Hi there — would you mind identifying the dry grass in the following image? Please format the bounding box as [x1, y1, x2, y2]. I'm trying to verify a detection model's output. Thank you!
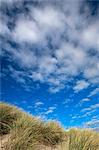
[0, 102, 65, 150]
[65, 128, 99, 150]
[0, 102, 21, 135]
[0, 102, 99, 150]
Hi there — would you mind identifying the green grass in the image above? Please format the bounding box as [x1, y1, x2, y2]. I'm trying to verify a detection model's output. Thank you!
[0, 102, 99, 150]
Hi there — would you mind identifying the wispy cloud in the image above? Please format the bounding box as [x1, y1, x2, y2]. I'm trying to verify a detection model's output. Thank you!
[81, 98, 90, 102]
[77, 98, 91, 107]
[34, 101, 44, 108]
[44, 106, 56, 115]
[84, 119, 99, 131]
[81, 103, 99, 112]
[88, 88, 99, 97]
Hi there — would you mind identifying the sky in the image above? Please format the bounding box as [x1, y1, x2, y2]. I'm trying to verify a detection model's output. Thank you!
[0, 0, 99, 130]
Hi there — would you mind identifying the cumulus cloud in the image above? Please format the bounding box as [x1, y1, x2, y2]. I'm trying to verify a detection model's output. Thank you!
[13, 19, 40, 43]
[81, 22, 99, 50]
[32, 6, 65, 30]
[0, 0, 99, 93]
[73, 80, 89, 93]
[0, 20, 10, 35]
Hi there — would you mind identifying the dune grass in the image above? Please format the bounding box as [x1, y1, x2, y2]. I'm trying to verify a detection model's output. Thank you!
[0, 102, 99, 150]
[66, 128, 99, 150]
[0, 102, 21, 135]
[0, 102, 65, 149]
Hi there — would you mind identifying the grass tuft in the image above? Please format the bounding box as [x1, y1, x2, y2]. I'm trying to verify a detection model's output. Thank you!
[0, 102, 99, 150]
[66, 128, 99, 150]
[0, 102, 65, 149]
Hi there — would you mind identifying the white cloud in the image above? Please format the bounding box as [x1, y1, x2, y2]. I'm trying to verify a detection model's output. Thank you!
[0, 0, 16, 2]
[81, 22, 99, 50]
[81, 98, 90, 102]
[73, 80, 89, 93]
[5, 43, 37, 69]
[34, 101, 44, 108]
[31, 72, 44, 82]
[8, 66, 26, 84]
[48, 85, 64, 93]
[38, 56, 57, 74]
[88, 88, 99, 97]
[15, 50, 36, 68]
[78, 98, 91, 106]
[13, 6, 65, 45]
[1, 0, 99, 93]
[0, 20, 10, 35]
[81, 103, 99, 112]
[32, 6, 65, 30]
[34, 105, 57, 117]
[13, 19, 40, 43]
[55, 43, 87, 76]
[0, 0, 14, 3]
[45, 106, 56, 115]
[45, 110, 53, 115]
[84, 119, 99, 130]
[4, 66, 33, 92]
[71, 109, 97, 122]
[83, 57, 99, 84]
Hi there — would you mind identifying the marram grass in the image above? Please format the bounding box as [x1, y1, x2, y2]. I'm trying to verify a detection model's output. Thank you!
[0, 102, 65, 149]
[0, 102, 99, 150]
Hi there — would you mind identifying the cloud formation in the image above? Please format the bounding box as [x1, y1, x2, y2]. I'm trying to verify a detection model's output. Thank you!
[73, 80, 89, 93]
[0, 0, 99, 93]
[88, 88, 99, 97]
[81, 103, 99, 112]
[84, 119, 99, 131]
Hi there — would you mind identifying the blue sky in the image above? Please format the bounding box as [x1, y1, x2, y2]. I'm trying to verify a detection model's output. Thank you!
[0, 0, 99, 130]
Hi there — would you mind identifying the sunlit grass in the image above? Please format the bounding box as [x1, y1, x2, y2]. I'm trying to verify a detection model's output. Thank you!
[0, 102, 99, 150]
[0, 102, 65, 149]
[66, 128, 99, 150]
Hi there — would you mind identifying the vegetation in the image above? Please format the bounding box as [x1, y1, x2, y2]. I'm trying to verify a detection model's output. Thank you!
[0, 102, 99, 150]
[66, 128, 99, 150]
[0, 102, 65, 149]
[0, 103, 20, 135]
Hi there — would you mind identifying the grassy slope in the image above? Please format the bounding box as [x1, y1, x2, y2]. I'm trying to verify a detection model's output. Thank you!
[0, 102, 99, 150]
